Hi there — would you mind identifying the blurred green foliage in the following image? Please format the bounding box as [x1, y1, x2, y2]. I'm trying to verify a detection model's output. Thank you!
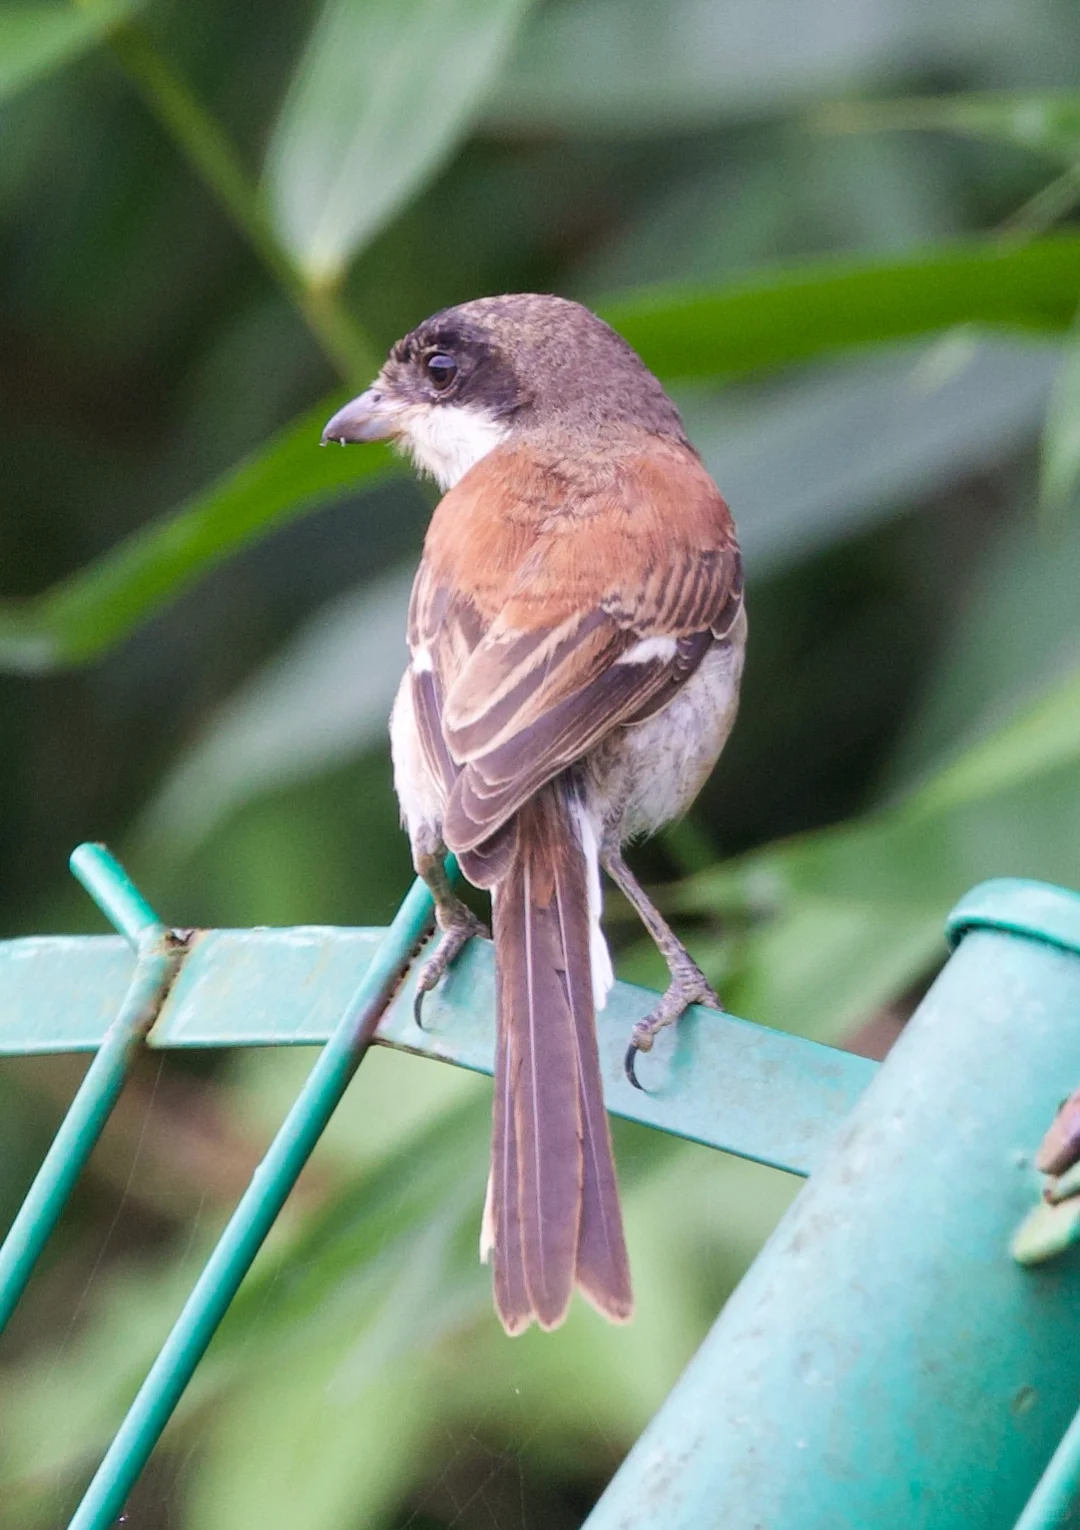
[2, 1, 1080, 1525]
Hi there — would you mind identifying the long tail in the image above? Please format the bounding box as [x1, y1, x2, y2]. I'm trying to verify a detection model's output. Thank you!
[478, 783, 633, 1334]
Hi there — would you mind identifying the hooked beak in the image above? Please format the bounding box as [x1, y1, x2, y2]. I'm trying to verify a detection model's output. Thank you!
[320, 388, 402, 446]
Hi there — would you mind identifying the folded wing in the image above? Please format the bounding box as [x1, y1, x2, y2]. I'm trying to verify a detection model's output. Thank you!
[407, 434, 742, 856]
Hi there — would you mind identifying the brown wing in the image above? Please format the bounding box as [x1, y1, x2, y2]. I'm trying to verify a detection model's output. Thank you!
[407, 434, 742, 856]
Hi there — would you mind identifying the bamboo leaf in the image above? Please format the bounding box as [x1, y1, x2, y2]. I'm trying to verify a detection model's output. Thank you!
[486, 0, 1022, 136]
[671, 659, 1080, 1042]
[0, 400, 397, 673]
[910, 666, 1080, 819]
[134, 569, 414, 857]
[817, 91, 1080, 163]
[264, 0, 533, 284]
[1041, 324, 1080, 514]
[5, 237, 1080, 674]
[0, 0, 141, 103]
[604, 235, 1080, 380]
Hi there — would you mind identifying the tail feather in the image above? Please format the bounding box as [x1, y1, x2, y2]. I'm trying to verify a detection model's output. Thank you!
[568, 982, 634, 1323]
[486, 1019, 532, 1334]
[549, 831, 632, 1323]
[488, 783, 632, 1334]
[494, 792, 581, 1328]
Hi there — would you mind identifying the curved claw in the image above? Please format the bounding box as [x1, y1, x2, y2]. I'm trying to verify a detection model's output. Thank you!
[412, 953, 444, 1030]
[409, 909, 488, 1033]
[622, 964, 720, 1093]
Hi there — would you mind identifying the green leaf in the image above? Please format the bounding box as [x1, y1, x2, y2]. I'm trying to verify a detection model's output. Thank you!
[910, 666, 1080, 819]
[0, 0, 141, 103]
[817, 91, 1080, 163]
[265, 0, 533, 284]
[603, 235, 1080, 380]
[719, 898, 943, 1049]
[885, 501, 1080, 791]
[487, 0, 1019, 137]
[6, 237, 1080, 675]
[134, 569, 413, 857]
[0, 1095, 489, 1516]
[0, 399, 398, 673]
[670, 658, 1080, 1042]
[685, 336, 1057, 576]
[186, 1343, 442, 1530]
[1041, 323, 1080, 514]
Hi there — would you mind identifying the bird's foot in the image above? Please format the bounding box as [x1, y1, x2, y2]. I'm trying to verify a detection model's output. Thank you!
[413, 902, 488, 1027]
[624, 955, 721, 1089]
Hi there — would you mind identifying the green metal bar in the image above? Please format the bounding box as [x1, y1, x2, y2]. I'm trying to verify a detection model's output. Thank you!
[0, 928, 875, 1177]
[0, 847, 182, 1336]
[66, 872, 435, 1530]
[69, 843, 165, 944]
[1013, 1409, 1080, 1530]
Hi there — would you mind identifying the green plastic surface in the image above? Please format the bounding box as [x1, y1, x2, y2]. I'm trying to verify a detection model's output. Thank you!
[586, 881, 1080, 1530]
[946, 875, 1080, 959]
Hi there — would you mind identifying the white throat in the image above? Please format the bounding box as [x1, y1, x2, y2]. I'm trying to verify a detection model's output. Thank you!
[400, 403, 509, 490]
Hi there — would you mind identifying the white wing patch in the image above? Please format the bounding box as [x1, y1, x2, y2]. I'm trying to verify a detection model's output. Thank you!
[617, 635, 678, 666]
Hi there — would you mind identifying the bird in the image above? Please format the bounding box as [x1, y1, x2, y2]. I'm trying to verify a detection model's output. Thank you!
[322, 295, 745, 1336]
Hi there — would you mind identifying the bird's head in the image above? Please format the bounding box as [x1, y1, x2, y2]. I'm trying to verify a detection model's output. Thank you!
[321, 294, 685, 491]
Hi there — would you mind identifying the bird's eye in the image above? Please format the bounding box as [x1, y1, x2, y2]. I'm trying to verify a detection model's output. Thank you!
[425, 353, 458, 391]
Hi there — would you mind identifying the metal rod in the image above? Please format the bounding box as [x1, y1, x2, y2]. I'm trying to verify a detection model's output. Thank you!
[1013, 1407, 1080, 1530]
[66, 872, 436, 1530]
[70, 843, 166, 946]
[0, 946, 177, 1333]
[0, 845, 180, 1337]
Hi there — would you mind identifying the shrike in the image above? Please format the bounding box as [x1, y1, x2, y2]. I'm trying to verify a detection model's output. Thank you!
[323, 295, 745, 1335]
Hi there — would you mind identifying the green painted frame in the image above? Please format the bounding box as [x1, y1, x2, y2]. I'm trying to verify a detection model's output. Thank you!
[1, 844, 1079, 1529]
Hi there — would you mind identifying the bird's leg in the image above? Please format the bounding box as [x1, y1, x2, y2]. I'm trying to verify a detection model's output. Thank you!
[413, 846, 487, 1027]
[601, 846, 721, 1089]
